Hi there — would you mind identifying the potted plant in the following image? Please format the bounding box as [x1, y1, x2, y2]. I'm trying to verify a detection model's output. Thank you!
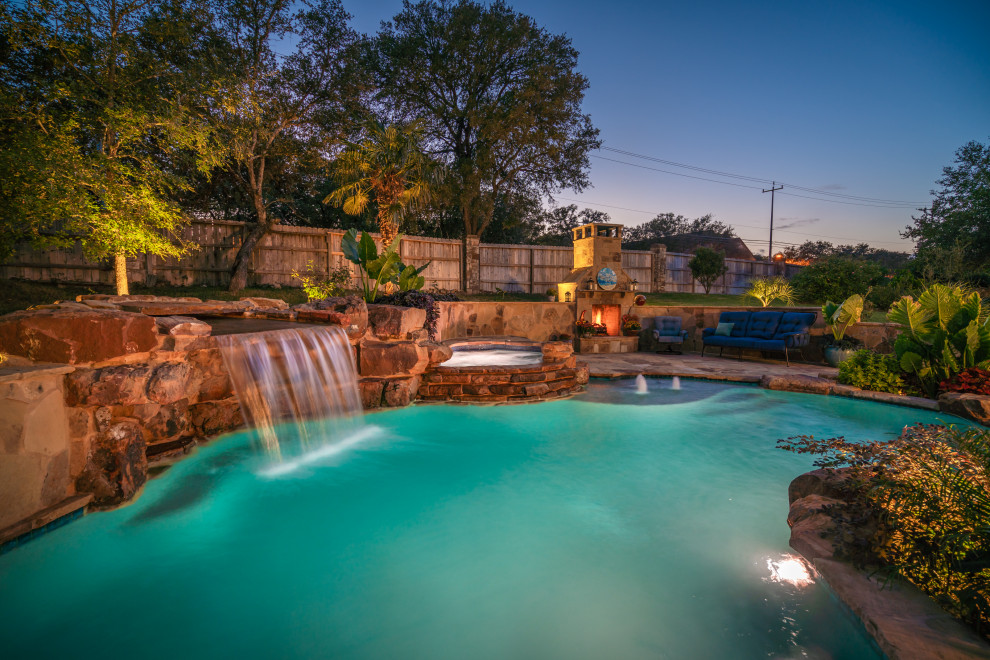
[546, 288, 557, 302]
[822, 294, 864, 367]
[621, 314, 642, 336]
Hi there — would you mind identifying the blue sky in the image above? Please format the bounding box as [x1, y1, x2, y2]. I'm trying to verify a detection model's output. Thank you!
[346, 0, 989, 255]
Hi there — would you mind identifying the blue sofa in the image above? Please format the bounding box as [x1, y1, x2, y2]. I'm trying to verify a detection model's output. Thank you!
[701, 311, 816, 366]
[650, 316, 689, 353]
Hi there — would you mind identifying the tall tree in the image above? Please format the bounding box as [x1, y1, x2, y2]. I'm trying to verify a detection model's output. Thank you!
[325, 120, 441, 245]
[212, 0, 366, 292]
[622, 212, 735, 251]
[904, 139, 990, 272]
[374, 0, 600, 288]
[0, 0, 219, 294]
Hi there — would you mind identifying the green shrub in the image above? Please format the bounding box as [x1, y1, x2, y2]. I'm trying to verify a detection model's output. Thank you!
[779, 425, 990, 638]
[290, 261, 351, 301]
[791, 256, 883, 303]
[688, 247, 728, 294]
[888, 283, 990, 398]
[837, 349, 909, 394]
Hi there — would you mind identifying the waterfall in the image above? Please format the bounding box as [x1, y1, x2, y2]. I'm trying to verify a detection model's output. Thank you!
[217, 326, 364, 463]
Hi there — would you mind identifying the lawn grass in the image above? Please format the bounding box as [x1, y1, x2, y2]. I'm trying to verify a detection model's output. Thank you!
[0, 279, 894, 322]
[0, 280, 308, 316]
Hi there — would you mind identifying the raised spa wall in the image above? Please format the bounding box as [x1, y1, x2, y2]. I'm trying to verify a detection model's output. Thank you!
[0, 295, 455, 537]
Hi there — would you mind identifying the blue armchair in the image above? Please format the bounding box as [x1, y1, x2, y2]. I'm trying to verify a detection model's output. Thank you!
[651, 316, 689, 353]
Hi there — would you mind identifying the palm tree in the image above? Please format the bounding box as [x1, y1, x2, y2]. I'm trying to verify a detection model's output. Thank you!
[325, 121, 441, 245]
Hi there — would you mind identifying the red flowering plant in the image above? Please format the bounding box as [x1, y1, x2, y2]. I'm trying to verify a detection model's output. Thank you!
[621, 314, 642, 336]
[940, 367, 990, 396]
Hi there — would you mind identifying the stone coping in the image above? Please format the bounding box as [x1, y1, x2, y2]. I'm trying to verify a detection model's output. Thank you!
[444, 335, 541, 350]
[788, 471, 990, 659]
[0, 494, 93, 547]
[580, 352, 986, 424]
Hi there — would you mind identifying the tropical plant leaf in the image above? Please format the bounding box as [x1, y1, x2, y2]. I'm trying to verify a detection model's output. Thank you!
[341, 228, 362, 264]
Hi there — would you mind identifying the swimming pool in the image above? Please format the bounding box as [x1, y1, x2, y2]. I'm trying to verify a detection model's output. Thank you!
[0, 379, 964, 658]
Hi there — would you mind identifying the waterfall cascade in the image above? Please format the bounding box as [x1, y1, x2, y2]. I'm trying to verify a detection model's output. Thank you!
[217, 326, 363, 462]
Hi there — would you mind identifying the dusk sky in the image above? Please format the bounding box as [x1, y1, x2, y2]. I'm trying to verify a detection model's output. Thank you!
[348, 0, 989, 255]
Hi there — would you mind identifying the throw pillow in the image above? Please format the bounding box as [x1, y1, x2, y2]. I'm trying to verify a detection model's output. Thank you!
[714, 322, 734, 336]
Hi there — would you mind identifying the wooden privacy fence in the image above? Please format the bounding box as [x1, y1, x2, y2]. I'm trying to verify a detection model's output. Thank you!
[664, 253, 804, 295]
[1, 219, 799, 294]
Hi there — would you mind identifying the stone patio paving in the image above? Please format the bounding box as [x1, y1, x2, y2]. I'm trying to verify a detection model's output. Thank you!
[581, 351, 838, 382]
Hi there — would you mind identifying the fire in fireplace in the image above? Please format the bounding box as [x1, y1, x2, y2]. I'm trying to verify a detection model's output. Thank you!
[592, 304, 621, 336]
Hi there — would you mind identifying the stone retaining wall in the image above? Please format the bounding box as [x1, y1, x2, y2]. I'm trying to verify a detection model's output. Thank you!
[437, 301, 899, 362]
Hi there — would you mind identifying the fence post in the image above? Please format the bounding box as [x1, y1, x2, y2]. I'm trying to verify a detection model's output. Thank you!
[462, 235, 481, 293]
[529, 246, 535, 293]
[650, 244, 667, 293]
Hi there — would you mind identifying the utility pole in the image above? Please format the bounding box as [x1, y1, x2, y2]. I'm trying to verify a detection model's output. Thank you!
[762, 181, 783, 259]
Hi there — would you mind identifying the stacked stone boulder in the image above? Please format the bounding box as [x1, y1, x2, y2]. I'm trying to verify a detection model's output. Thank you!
[418, 340, 589, 404]
[0, 294, 453, 516]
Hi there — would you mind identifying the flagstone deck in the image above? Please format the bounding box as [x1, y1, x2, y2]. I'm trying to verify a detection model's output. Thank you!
[581, 352, 837, 382]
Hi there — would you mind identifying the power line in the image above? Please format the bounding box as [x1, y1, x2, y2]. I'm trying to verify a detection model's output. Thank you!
[599, 146, 928, 207]
[553, 196, 914, 247]
[590, 155, 762, 191]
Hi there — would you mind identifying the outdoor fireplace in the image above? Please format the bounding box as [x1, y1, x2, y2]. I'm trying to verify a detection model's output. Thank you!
[591, 304, 621, 336]
[558, 222, 639, 354]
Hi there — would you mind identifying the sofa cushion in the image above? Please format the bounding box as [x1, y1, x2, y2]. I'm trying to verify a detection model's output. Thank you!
[773, 312, 817, 338]
[714, 322, 734, 336]
[717, 311, 751, 337]
[745, 311, 782, 339]
[653, 316, 684, 336]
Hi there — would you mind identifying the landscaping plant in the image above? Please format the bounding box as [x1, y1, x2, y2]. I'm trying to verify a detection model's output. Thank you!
[837, 349, 911, 394]
[779, 425, 990, 638]
[940, 368, 990, 396]
[621, 314, 641, 336]
[822, 294, 864, 346]
[742, 276, 795, 307]
[375, 289, 458, 341]
[791, 256, 883, 304]
[290, 261, 352, 301]
[887, 283, 990, 398]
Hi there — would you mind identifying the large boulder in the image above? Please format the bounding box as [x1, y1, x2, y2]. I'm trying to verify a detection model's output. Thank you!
[305, 296, 368, 340]
[367, 304, 427, 340]
[146, 362, 192, 405]
[189, 398, 243, 438]
[75, 419, 147, 507]
[239, 297, 289, 310]
[542, 340, 573, 362]
[64, 365, 152, 407]
[155, 316, 212, 337]
[0, 307, 157, 364]
[938, 392, 990, 427]
[359, 340, 429, 377]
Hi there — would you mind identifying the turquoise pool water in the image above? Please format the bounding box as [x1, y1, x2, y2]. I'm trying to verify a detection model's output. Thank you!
[0, 380, 966, 659]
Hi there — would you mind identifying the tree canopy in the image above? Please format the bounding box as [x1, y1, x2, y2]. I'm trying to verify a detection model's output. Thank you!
[0, 0, 220, 294]
[622, 213, 735, 251]
[373, 0, 600, 250]
[904, 139, 990, 274]
[208, 0, 367, 292]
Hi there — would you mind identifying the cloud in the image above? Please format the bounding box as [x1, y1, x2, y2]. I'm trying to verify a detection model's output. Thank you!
[818, 184, 846, 191]
[776, 217, 821, 230]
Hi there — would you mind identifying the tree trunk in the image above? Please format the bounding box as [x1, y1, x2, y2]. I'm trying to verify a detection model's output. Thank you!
[228, 223, 269, 293]
[114, 252, 129, 295]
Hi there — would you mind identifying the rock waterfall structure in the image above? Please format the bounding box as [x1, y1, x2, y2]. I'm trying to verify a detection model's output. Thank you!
[217, 326, 363, 462]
